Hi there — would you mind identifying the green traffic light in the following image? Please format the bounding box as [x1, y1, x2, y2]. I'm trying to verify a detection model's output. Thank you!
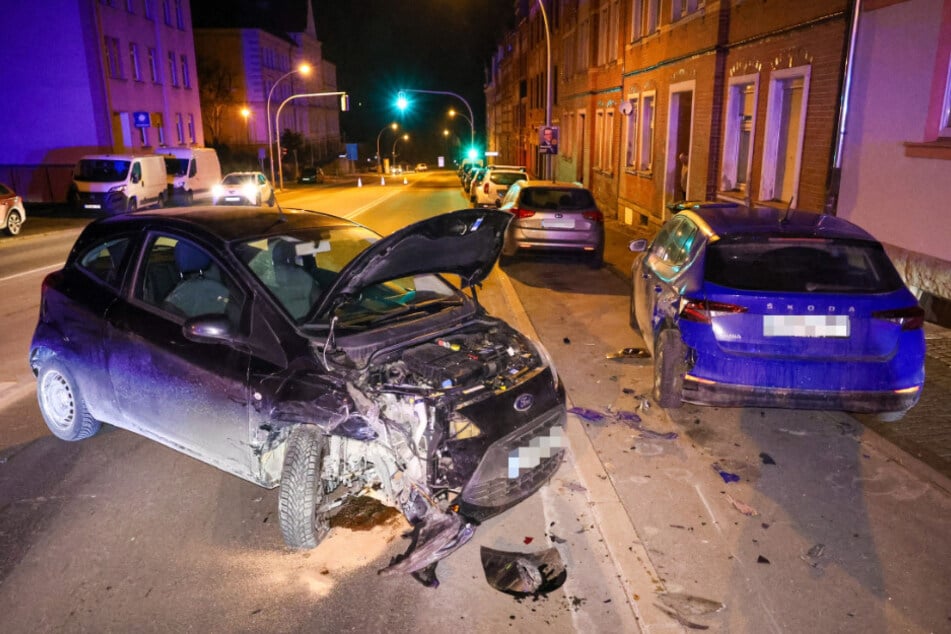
[467, 147, 478, 160]
[396, 92, 408, 111]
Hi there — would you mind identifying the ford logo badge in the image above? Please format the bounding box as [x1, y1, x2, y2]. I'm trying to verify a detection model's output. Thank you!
[514, 393, 534, 412]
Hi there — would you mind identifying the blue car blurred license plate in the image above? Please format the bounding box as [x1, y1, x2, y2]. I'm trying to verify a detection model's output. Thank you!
[763, 315, 850, 337]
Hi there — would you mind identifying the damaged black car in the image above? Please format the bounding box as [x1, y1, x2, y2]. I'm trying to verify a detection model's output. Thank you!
[29, 206, 566, 578]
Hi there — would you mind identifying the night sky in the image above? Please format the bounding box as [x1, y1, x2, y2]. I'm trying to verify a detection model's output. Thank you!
[312, 0, 515, 160]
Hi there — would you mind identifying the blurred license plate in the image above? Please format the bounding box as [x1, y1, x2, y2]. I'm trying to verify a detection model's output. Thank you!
[763, 315, 850, 337]
[224, 196, 242, 202]
[541, 219, 574, 228]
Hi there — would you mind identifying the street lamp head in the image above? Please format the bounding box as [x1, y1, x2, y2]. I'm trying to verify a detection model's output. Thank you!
[240, 107, 251, 119]
[298, 62, 312, 76]
[448, 109, 456, 118]
[402, 133, 409, 141]
[391, 122, 399, 131]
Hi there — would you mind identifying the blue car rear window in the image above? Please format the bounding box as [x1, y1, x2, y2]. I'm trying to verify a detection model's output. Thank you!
[704, 238, 905, 293]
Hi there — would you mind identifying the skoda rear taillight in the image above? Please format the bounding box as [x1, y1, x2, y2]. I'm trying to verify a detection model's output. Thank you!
[680, 299, 748, 324]
[483, 182, 490, 194]
[583, 210, 603, 223]
[872, 306, 925, 330]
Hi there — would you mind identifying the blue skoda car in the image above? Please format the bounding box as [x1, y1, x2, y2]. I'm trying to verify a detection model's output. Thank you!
[629, 205, 925, 421]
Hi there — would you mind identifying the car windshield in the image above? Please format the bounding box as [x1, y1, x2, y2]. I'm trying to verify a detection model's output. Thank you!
[222, 174, 254, 185]
[704, 237, 906, 293]
[164, 158, 189, 176]
[74, 159, 131, 182]
[233, 226, 460, 326]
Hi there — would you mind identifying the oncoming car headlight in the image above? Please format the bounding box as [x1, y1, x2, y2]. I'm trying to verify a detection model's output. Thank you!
[212, 184, 224, 198]
[241, 183, 258, 201]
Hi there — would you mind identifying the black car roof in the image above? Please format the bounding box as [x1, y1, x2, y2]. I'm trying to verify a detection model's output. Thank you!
[91, 206, 359, 243]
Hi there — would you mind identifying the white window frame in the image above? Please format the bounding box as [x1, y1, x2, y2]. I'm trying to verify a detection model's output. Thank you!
[604, 107, 615, 172]
[188, 114, 196, 144]
[180, 54, 190, 88]
[168, 51, 178, 87]
[646, 0, 659, 35]
[624, 96, 639, 169]
[760, 65, 810, 204]
[148, 47, 160, 83]
[595, 109, 605, 169]
[631, 0, 643, 42]
[638, 92, 656, 172]
[129, 42, 142, 82]
[105, 36, 122, 79]
[720, 73, 759, 192]
[608, 1, 620, 62]
[175, 113, 184, 144]
[940, 53, 951, 137]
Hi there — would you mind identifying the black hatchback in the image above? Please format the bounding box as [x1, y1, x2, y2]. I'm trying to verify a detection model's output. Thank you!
[30, 206, 566, 579]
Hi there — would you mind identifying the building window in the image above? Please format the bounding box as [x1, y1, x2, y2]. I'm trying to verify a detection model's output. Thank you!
[646, 0, 659, 35]
[639, 92, 656, 172]
[624, 98, 639, 169]
[129, 43, 142, 81]
[162, 0, 171, 26]
[148, 47, 160, 83]
[760, 66, 810, 205]
[175, 113, 184, 144]
[180, 54, 190, 88]
[720, 75, 758, 192]
[168, 51, 179, 87]
[188, 114, 196, 143]
[175, 0, 185, 29]
[608, 1, 620, 62]
[139, 126, 150, 147]
[672, 0, 703, 21]
[595, 110, 605, 168]
[156, 118, 166, 145]
[104, 37, 123, 79]
[144, 0, 153, 20]
[604, 108, 615, 171]
[631, 0, 643, 42]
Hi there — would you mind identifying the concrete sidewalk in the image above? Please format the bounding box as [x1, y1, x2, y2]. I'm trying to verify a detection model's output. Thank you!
[603, 217, 951, 492]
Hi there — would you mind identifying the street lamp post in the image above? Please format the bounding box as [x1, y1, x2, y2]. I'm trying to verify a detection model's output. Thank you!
[448, 108, 475, 148]
[275, 91, 348, 189]
[266, 63, 311, 189]
[376, 122, 398, 174]
[537, 0, 552, 180]
[392, 133, 409, 170]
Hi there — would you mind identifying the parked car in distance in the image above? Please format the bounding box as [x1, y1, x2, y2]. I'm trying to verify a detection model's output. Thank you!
[0, 182, 25, 236]
[298, 166, 325, 185]
[213, 172, 275, 206]
[473, 168, 528, 208]
[629, 204, 926, 421]
[415, 163, 428, 172]
[498, 180, 605, 268]
[29, 206, 566, 578]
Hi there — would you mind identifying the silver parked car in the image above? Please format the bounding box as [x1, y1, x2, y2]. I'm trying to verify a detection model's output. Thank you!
[473, 169, 529, 208]
[0, 182, 26, 236]
[498, 180, 605, 268]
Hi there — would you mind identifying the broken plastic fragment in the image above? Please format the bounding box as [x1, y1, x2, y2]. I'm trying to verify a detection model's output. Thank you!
[605, 347, 651, 359]
[725, 493, 759, 517]
[380, 508, 475, 584]
[568, 407, 606, 422]
[759, 452, 777, 465]
[757, 555, 770, 564]
[800, 543, 826, 568]
[712, 462, 740, 483]
[481, 546, 567, 597]
[656, 592, 725, 629]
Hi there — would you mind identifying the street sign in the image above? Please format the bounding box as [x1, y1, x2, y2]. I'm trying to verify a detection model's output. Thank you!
[133, 112, 151, 128]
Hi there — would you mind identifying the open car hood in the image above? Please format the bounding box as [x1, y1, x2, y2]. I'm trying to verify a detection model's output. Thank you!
[312, 209, 510, 318]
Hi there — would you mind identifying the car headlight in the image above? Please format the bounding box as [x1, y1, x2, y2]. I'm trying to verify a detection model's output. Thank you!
[241, 183, 257, 201]
[528, 336, 558, 390]
[109, 184, 127, 193]
[212, 184, 224, 198]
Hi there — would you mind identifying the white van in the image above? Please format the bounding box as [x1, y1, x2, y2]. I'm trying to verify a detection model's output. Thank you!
[70, 154, 167, 214]
[161, 147, 222, 205]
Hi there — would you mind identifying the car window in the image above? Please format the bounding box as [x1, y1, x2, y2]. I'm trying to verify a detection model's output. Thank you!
[704, 238, 906, 293]
[491, 172, 526, 186]
[520, 187, 593, 210]
[136, 234, 243, 322]
[78, 236, 131, 289]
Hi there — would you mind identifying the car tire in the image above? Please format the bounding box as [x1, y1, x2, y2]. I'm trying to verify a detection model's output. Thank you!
[36, 360, 101, 441]
[589, 245, 604, 269]
[267, 192, 276, 206]
[156, 192, 165, 209]
[4, 210, 23, 236]
[127, 198, 137, 213]
[628, 288, 641, 334]
[653, 329, 685, 408]
[185, 191, 194, 206]
[278, 425, 331, 549]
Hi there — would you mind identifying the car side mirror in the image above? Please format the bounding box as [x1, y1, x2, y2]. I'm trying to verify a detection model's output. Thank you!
[629, 239, 648, 252]
[183, 315, 237, 344]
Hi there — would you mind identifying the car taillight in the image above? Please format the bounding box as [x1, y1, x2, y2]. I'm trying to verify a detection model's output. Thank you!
[483, 182, 490, 194]
[872, 306, 925, 330]
[680, 300, 748, 324]
[512, 207, 535, 219]
[582, 210, 603, 222]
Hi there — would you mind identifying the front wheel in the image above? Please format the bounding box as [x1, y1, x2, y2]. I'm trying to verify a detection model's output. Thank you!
[278, 425, 331, 549]
[267, 192, 276, 206]
[36, 360, 101, 441]
[653, 329, 685, 408]
[4, 210, 23, 236]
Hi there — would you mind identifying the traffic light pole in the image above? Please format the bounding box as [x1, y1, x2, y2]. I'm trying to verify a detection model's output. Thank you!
[398, 88, 475, 148]
[274, 91, 348, 190]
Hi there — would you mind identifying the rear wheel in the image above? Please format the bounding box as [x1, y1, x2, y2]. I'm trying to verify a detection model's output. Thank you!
[36, 360, 101, 441]
[278, 425, 331, 549]
[126, 198, 137, 213]
[628, 287, 641, 334]
[588, 244, 604, 269]
[653, 329, 685, 408]
[4, 210, 22, 236]
[267, 191, 276, 206]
